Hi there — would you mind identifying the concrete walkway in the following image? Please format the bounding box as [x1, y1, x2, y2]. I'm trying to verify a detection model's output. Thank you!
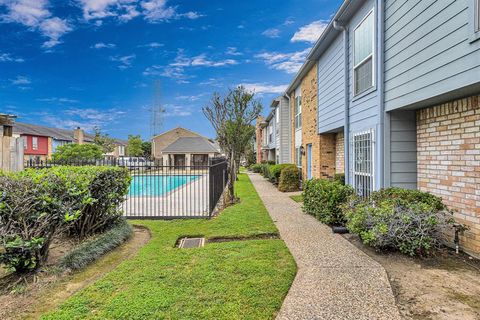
[248, 173, 401, 320]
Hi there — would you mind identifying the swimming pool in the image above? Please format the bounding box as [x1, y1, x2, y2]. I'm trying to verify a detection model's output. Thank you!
[129, 175, 200, 196]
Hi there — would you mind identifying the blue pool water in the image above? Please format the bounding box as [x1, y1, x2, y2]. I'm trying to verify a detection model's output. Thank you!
[129, 175, 199, 196]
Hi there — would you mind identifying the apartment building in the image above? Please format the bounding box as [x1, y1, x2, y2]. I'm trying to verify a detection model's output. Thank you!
[284, 0, 480, 256]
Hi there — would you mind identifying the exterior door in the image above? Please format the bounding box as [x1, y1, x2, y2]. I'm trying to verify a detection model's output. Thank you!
[307, 144, 312, 180]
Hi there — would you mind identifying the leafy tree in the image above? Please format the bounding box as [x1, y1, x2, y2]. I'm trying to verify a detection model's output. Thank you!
[141, 141, 152, 158]
[52, 143, 103, 162]
[127, 135, 143, 156]
[93, 127, 115, 154]
[203, 86, 262, 204]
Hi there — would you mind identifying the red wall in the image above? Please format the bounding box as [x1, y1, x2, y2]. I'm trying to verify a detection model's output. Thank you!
[23, 135, 49, 155]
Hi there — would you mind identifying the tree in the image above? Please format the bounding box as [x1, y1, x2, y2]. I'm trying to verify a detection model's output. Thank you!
[203, 86, 262, 204]
[52, 143, 103, 161]
[93, 127, 115, 154]
[141, 141, 152, 158]
[244, 138, 256, 167]
[127, 135, 143, 156]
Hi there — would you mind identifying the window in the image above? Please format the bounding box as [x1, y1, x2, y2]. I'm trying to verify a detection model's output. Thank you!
[268, 123, 273, 143]
[295, 147, 302, 168]
[351, 129, 375, 198]
[32, 137, 38, 150]
[294, 96, 302, 129]
[353, 10, 374, 95]
[276, 108, 280, 123]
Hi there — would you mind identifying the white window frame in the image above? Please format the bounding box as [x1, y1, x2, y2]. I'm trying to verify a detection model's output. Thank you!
[32, 136, 38, 150]
[351, 129, 375, 198]
[353, 8, 375, 96]
[294, 96, 302, 129]
[295, 147, 302, 168]
[475, 0, 480, 32]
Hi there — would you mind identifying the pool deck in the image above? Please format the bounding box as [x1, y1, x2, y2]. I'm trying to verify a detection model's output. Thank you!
[123, 174, 210, 218]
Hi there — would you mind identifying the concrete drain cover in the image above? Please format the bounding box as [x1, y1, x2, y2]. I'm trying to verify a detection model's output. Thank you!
[178, 237, 205, 248]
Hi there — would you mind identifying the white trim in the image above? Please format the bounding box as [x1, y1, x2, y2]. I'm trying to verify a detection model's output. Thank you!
[351, 128, 375, 197]
[353, 8, 375, 96]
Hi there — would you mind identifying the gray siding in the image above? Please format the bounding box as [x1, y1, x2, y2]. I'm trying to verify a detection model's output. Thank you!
[279, 97, 292, 163]
[384, 0, 480, 111]
[389, 110, 417, 189]
[348, 0, 379, 132]
[318, 33, 345, 133]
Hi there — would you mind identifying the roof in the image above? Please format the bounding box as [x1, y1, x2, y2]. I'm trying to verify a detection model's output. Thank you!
[12, 122, 126, 144]
[14, 122, 79, 141]
[285, 0, 359, 94]
[162, 137, 220, 153]
[151, 126, 209, 141]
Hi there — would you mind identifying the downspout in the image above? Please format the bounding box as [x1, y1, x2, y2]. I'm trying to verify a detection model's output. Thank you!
[284, 92, 292, 163]
[377, 0, 385, 189]
[333, 20, 350, 185]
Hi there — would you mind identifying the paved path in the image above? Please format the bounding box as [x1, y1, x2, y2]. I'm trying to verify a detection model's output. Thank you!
[248, 173, 401, 320]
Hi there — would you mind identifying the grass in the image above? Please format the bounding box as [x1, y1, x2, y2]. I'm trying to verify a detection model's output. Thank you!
[289, 194, 303, 203]
[41, 174, 296, 320]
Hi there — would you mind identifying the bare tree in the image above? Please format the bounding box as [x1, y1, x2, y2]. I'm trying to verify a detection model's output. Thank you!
[203, 86, 262, 204]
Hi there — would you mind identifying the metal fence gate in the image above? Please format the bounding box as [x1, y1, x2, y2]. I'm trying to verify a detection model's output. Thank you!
[25, 158, 228, 219]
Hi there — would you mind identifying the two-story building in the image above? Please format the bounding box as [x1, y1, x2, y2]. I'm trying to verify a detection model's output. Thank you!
[284, 0, 480, 256]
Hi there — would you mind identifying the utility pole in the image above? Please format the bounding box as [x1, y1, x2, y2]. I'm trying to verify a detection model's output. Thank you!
[150, 80, 165, 138]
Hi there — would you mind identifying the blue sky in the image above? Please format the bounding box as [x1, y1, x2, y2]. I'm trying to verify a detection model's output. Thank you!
[0, 0, 342, 140]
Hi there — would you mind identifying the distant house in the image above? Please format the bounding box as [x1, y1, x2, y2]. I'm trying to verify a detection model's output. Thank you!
[151, 127, 221, 166]
[13, 122, 125, 162]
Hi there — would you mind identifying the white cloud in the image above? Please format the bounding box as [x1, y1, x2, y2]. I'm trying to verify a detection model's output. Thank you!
[291, 20, 328, 43]
[37, 97, 78, 103]
[163, 104, 192, 117]
[10, 75, 31, 85]
[138, 42, 163, 48]
[92, 42, 116, 49]
[175, 93, 205, 102]
[144, 50, 237, 82]
[0, 52, 24, 62]
[239, 83, 288, 95]
[40, 107, 126, 131]
[77, 0, 203, 24]
[110, 54, 136, 69]
[0, 0, 71, 48]
[262, 28, 280, 38]
[255, 48, 309, 74]
[226, 47, 242, 56]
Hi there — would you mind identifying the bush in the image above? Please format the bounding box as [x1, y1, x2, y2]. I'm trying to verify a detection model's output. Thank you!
[18, 166, 131, 238]
[250, 163, 263, 173]
[0, 174, 82, 273]
[268, 164, 296, 184]
[302, 179, 354, 225]
[60, 219, 133, 270]
[52, 144, 104, 162]
[261, 164, 271, 179]
[333, 173, 345, 185]
[278, 166, 300, 192]
[344, 188, 455, 256]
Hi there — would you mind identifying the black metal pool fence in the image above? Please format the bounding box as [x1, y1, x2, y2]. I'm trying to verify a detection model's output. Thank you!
[25, 157, 228, 219]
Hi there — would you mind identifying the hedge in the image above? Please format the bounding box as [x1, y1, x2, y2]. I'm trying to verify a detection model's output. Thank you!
[302, 179, 354, 225]
[268, 164, 296, 184]
[0, 166, 131, 273]
[344, 188, 456, 256]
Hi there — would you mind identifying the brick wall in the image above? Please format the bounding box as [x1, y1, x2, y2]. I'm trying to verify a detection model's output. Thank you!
[255, 116, 264, 163]
[417, 95, 480, 257]
[301, 63, 321, 178]
[318, 133, 336, 179]
[335, 132, 345, 174]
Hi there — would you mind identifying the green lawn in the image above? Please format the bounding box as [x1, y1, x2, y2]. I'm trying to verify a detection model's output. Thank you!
[289, 194, 303, 203]
[42, 174, 296, 320]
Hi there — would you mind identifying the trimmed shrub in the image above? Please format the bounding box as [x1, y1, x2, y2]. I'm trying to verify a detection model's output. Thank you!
[302, 179, 354, 225]
[278, 166, 300, 192]
[250, 164, 263, 173]
[0, 174, 82, 273]
[344, 188, 455, 256]
[60, 219, 133, 270]
[261, 164, 271, 179]
[268, 164, 296, 184]
[18, 166, 131, 239]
